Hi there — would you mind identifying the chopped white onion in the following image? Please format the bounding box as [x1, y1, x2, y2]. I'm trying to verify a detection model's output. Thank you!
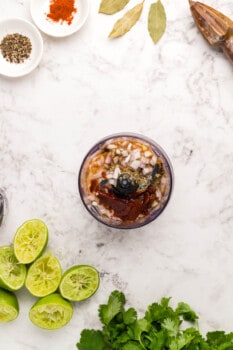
[150, 156, 157, 166]
[130, 160, 141, 170]
[144, 151, 152, 157]
[142, 167, 153, 175]
[127, 143, 132, 151]
[125, 154, 131, 163]
[107, 144, 117, 149]
[113, 167, 121, 179]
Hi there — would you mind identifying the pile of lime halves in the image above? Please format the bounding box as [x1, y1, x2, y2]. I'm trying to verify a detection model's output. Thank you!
[0, 219, 100, 330]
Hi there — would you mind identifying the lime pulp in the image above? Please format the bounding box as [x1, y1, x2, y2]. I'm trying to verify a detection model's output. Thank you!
[0, 246, 26, 291]
[25, 252, 62, 297]
[14, 219, 48, 264]
[29, 293, 73, 330]
[59, 265, 100, 302]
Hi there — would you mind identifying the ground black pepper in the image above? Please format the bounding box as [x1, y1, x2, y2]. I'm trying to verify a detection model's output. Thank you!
[0, 33, 32, 64]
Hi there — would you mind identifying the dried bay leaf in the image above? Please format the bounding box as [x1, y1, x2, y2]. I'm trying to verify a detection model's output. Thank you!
[148, 0, 166, 44]
[99, 0, 130, 15]
[109, 1, 144, 39]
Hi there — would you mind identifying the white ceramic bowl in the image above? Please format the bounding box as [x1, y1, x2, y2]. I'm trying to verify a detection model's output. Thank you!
[30, 0, 90, 37]
[0, 18, 43, 78]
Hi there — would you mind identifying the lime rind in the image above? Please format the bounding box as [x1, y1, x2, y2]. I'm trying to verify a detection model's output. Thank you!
[59, 265, 100, 302]
[29, 293, 73, 330]
[0, 288, 19, 323]
[25, 253, 62, 297]
[0, 246, 26, 291]
[14, 219, 48, 264]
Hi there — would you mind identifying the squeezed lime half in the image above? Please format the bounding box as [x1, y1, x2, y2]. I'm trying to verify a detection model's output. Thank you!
[0, 246, 26, 291]
[29, 293, 73, 330]
[25, 252, 62, 297]
[0, 288, 19, 323]
[14, 219, 48, 264]
[59, 265, 100, 302]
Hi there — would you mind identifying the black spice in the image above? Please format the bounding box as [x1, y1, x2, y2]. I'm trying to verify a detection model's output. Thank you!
[0, 33, 32, 64]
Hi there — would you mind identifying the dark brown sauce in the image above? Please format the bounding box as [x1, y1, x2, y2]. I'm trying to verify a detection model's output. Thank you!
[90, 179, 99, 193]
[97, 185, 157, 222]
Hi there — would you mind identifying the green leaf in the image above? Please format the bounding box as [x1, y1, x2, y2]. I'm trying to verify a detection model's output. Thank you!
[115, 331, 131, 344]
[169, 333, 194, 350]
[207, 331, 233, 348]
[149, 329, 167, 350]
[122, 341, 144, 350]
[161, 318, 180, 338]
[131, 318, 151, 341]
[145, 298, 177, 326]
[76, 329, 106, 350]
[109, 1, 144, 38]
[176, 302, 198, 322]
[99, 0, 130, 14]
[161, 297, 172, 308]
[123, 308, 137, 325]
[148, 0, 166, 44]
[99, 290, 125, 325]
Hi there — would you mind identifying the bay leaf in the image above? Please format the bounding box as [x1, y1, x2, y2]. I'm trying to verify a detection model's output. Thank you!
[148, 0, 166, 44]
[109, 1, 144, 38]
[99, 0, 130, 15]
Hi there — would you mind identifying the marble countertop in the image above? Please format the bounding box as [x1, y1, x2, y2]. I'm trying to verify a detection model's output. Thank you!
[0, 0, 233, 349]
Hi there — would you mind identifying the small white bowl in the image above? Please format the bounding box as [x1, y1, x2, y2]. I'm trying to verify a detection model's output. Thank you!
[0, 18, 43, 78]
[30, 0, 90, 37]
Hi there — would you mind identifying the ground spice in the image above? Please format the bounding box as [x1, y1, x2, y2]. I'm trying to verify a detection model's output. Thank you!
[0, 33, 32, 64]
[46, 0, 77, 25]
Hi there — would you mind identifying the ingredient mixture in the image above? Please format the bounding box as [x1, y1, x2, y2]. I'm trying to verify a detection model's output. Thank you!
[0, 33, 32, 64]
[46, 0, 77, 25]
[79, 135, 172, 227]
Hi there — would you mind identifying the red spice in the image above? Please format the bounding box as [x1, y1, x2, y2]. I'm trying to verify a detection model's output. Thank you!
[46, 0, 77, 25]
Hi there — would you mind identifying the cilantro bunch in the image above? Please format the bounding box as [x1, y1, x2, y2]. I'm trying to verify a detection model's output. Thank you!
[77, 290, 233, 350]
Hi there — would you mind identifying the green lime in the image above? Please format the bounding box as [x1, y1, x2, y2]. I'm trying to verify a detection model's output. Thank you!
[0, 246, 26, 291]
[59, 265, 100, 302]
[29, 293, 73, 330]
[14, 219, 48, 264]
[25, 252, 62, 297]
[0, 288, 19, 323]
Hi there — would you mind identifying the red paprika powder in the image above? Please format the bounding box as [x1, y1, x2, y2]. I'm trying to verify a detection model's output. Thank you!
[46, 0, 77, 25]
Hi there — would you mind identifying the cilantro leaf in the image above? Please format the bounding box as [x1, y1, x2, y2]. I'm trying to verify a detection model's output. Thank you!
[122, 341, 144, 350]
[99, 290, 125, 325]
[161, 318, 180, 337]
[76, 290, 233, 350]
[176, 302, 198, 322]
[130, 318, 151, 341]
[207, 331, 233, 349]
[169, 333, 194, 350]
[76, 329, 106, 350]
[145, 298, 177, 327]
[123, 308, 137, 325]
[182, 328, 209, 350]
[149, 329, 167, 350]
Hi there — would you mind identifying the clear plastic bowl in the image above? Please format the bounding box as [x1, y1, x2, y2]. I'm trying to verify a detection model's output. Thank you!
[78, 133, 174, 229]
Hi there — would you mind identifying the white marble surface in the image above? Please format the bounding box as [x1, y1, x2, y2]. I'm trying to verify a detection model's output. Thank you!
[0, 0, 233, 348]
